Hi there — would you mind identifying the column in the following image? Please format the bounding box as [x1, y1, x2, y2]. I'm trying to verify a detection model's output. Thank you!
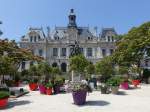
[106, 49, 110, 56]
[25, 61, 30, 69]
[84, 47, 87, 57]
[66, 47, 69, 58]
[93, 47, 95, 58]
[58, 48, 61, 58]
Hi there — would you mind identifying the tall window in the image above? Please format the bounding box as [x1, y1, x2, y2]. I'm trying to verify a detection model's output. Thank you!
[39, 49, 43, 56]
[80, 48, 84, 54]
[22, 62, 26, 70]
[102, 49, 106, 57]
[87, 48, 92, 57]
[53, 48, 58, 56]
[61, 48, 66, 56]
[34, 36, 36, 42]
[112, 36, 114, 42]
[110, 49, 114, 55]
[70, 48, 74, 56]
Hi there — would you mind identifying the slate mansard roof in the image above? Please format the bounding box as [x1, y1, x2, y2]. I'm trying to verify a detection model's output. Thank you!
[21, 9, 117, 41]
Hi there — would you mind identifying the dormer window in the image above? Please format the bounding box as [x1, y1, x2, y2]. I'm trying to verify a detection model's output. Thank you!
[38, 35, 40, 40]
[30, 36, 33, 42]
[54, 36, 59, 40]
[88, 37, 92, 40]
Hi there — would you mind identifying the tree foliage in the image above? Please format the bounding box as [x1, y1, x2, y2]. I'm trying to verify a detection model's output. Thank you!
[85, 63, 95, 76]
[95, 56, 114, 76]
[112, 22, 150, 67]
[69, 54, 89, 74]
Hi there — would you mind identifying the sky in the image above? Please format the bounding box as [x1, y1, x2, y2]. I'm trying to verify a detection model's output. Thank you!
[0, 0, 150, 42]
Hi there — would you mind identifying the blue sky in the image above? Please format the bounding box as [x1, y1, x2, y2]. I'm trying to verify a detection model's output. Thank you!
[0, 0, 150, 41]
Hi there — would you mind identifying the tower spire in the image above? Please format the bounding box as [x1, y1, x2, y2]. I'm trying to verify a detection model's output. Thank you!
[68, 9, 77, 28]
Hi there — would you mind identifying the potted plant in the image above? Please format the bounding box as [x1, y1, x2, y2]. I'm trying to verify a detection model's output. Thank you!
[53, 77, 64, 94]
[28, 78, 38, 91]
[107, 76, 121, 94]
[120, 80, 129, 90]
[38, 80, 46, 94]
[120, 75, 129, 90]
[117, 66, 129, 90]
[99, 84, 109, 94]
[71, 82, 88, 105]
[45, 82, 53, 95]
[132, 76, 140, 87]
[0, 91, 10, 109]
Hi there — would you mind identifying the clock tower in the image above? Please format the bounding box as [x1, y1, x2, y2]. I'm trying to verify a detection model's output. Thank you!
[68, 9, 77, 28]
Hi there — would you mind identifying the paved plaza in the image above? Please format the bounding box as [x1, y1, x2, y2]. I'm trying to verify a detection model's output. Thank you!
[1, 84, 150, 112]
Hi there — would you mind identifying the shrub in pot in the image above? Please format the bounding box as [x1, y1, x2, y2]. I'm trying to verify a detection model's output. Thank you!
[107, 76, 121, 94]
[99, 84, 109, 94]
[45, 82, 53, 95]
[71, 82, 90, 105]
[120, 81, 129, 90]
[120, 76, 129, 90]
[28, 78, 38, 91]
[131, 76, 140, 87]
[53, 77, 64, 94]
[0, 91, 10, 109]
[38, 81, 46, 94]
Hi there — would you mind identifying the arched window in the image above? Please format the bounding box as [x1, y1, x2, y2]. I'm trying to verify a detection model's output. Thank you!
[22, 62, 26, 70]
[61, 63, 67, 72]
[52, 62, 58, 67]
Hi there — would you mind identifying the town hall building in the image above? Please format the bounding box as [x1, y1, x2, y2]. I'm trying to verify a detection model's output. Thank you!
[19, 9, 117, 72]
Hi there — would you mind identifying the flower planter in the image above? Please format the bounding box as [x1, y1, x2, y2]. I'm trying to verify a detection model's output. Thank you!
[111, 86, 119, 94]
[0, 98, 8, 109]
[29, 83, 38, 91]
[53, 85, 60, 94]
[132, 80, 140, 87]
[120, 82, 129, 90]
[39, 85, 46, 94]
[100, 86, 108, 94]
[72, 90, 87, 105]
[46, 88, 52, 95]
[15, 81, 20, 87]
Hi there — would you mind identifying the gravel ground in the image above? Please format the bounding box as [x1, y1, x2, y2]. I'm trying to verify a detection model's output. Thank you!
[1, 84, 150, 112]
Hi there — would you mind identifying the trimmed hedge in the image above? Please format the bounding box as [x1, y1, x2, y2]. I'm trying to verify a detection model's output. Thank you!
[0, 91, 10, 99]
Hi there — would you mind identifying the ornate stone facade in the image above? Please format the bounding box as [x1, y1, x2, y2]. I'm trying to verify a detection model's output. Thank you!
[19, 9, 117, 72]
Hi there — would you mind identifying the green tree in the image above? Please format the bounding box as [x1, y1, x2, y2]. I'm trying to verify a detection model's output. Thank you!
[85, 63, 95, 78]
[0, 56, 12, 83]
[112, 22, 150, 77]
[37, 62, 52, 80]
[69, 54, 89, 75]
[52, 67, 61, 77]
[112, 22, 150, 67]
[95, 56, 114, 82]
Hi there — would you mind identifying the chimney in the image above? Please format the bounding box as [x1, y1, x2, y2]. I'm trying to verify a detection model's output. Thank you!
[47, 26, 51, 39]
